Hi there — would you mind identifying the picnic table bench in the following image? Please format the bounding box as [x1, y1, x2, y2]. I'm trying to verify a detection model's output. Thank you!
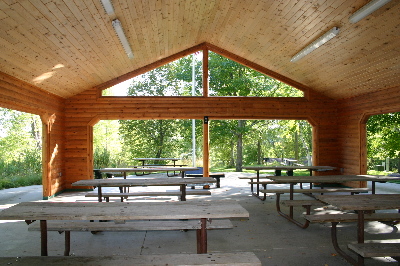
[29, 219, 233, 256]
[314, 194, 400, 265]
[186, 172, 225, 188]
[0, 252, 262, 265]
[73, 177, 215, 202]
[305, 211, 400, 265]
[0, 201, 249, 256]
[85, 190, 211, 202]
[261, 187, 372, 229]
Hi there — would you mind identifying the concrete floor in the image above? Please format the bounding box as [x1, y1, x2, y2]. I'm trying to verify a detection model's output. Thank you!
[0, 172, 399, 265]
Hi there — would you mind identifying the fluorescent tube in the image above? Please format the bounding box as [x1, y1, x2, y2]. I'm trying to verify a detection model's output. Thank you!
[100, 0, 115, 15]
[290, 27, 340, 63]
[349, 0, 392, 23]
[112, 19, 134, 59]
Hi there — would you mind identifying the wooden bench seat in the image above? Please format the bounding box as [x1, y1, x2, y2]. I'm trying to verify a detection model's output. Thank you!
[29, 219, 233, 256]
[28, 219, 234, 231]
[0, 252, 262, 265]
[348, 243, 400, 258]
[260, 187, 371, 194]
[85, 190, 211, 202]
[237, 175, 272, 179]
[305, 212, 400, 223]
[282, 200, 326, 207]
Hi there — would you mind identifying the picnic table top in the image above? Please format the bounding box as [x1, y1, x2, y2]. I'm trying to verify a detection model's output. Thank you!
[186, 173, 225, 177]
[242, 165, 336, 171]
[268, 175, 400, 183]
[133, 158, 180, 161]
[99, 167, 198, 173]
[316, 194, 400, 211]
[72, 177, 216, 187]
[0, 201, 249, 221]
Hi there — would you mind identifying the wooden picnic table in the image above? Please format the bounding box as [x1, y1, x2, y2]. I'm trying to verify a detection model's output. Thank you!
[133, 158, 182, 176]
[72, 177, 216, 202]
[0, 201, 249, 256]
[267, 175, 400, 227]
[269, 174, 400, 194]
[185, 172, 225, 188]
[242, 165, 336, 200]
[100, 167, 198, 179]
[316, 194, 400, 265]
[99, 167, 199, 193]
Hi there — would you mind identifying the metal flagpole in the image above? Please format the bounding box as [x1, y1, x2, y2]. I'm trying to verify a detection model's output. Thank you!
[192, 53, 196, 167]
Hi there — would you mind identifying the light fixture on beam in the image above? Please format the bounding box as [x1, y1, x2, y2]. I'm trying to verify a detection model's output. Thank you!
[349, 0, 392, 24]
[290, 27, 340, 63]
[100, 0, 115, 15]
[112, 19, 134, 59]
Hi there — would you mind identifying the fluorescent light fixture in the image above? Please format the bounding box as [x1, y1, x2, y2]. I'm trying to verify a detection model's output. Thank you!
[349, 0, 392, 23]
[100, 0, 115, 15]
[290, 27, 340, 63]
[112, 19, 134, 59]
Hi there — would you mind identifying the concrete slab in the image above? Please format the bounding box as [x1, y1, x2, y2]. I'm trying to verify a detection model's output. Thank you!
[0, 173, 399, 265]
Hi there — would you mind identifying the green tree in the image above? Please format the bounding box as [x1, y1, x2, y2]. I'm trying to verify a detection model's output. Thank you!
[367, 112, 400, 172]
[119, 119, 193, 164]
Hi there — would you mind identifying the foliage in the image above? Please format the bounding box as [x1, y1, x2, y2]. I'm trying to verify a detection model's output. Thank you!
[127, 53, 203, 96]
[0, 108, 42, 189]
[97, 52, 311, 170]
[209, 52, 303, 97]
[367, 112, 400, 171]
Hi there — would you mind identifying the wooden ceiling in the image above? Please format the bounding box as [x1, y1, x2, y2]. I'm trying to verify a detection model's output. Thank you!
[0, 0, 399, 99]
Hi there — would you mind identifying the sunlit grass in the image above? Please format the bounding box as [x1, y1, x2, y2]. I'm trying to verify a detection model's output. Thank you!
[0, 173, 41, 190]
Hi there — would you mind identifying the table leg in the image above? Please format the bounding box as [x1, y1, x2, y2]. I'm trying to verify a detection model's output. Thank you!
[64, 231, 70, 256]
[197, 218, 207, 254]
[40, 220, 48, 256]
[357, 210, 365, 265]
[215, 177, 220, 188]
[180, 184, 186, 201]
[256, 170, 260, 196]
[98, 186, 103, 202]
[289, 183, 294, 218]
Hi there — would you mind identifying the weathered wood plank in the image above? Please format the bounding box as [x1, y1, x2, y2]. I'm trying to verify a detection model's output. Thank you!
[0, 252, 261, 266]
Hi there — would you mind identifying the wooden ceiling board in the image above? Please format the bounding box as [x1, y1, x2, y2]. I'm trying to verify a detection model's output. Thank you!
[0, 0, 399, 99]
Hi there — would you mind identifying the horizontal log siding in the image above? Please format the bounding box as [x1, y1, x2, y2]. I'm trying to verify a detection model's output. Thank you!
[0, 72, 65, 198]
[63, 88, 340, 188]
[337, 85, 400, 187]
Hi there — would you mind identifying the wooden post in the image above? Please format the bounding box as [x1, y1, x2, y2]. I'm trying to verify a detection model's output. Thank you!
[202, 49, 210, 177]
[203, 49, 208, 97]
[203, 117, 210, 177]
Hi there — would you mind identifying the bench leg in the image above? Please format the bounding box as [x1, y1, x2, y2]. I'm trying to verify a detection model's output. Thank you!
[275, 193, 311, 229]
[64, 231, 70, 256]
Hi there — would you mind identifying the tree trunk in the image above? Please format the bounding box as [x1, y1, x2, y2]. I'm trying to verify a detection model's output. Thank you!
[257, 139, 262, 164]
[236, 120, 245, 172]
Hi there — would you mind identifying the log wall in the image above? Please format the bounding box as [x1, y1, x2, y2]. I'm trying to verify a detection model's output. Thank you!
[0, 72, 65, 198]
[63, 87, 340, 189]
[337, 85, 400, 188]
